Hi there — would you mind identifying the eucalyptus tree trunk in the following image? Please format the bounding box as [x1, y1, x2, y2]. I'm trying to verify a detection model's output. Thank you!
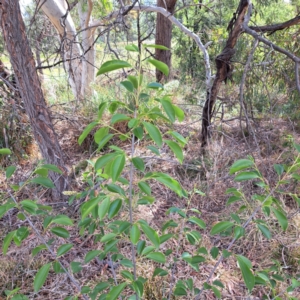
[0, 0, 68, 199]
[155, 0, 177, 82]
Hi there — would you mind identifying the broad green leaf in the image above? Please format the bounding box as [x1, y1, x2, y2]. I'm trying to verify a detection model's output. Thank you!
[51, 215, 73, 226]
[125, 44, 139, 52]
[165, 140, 183, 163]
[132, 157, 145, 172]
[137, 196, 155, 205]
[159, 233, 173, 243]
[98, 197, 110, 221]
[140, 222, 160, 248]
[3, 231, 16, 255]
[130, 224, 141, 245]
[95, 153, 116, 170]
[274, 164, 284, 176]
[210, 221, 234, 235]
[14, 227, 29, 246]
[257, 224, 272, 239]
[70, 262, 82, 273]
[111, 154, 125, 182]
[137, 240, 146, 255]
[106, 184, 125, 196]
[32, 244, 47, 256]
[237, 255, 255, 292]
[30, 177, 54, 188]
[94, 127, 109, 144]
[211, 286, 221, 299]
[34, 168, 48, 177]
[81, 197, 102, 220]
[57, 243, 73, 257]
[121, 270, 134, 281]
[85, 250, 101, 263]
[78, 121, 98, 145]
[147, 59, 169, 76]
[138, 181, 151, 195]
[234, 171, 261, 181]
[111, 114, 130, 125]
[173, 105, 185, 122]
[141, 246, 156, 256]
[143, 122, 162, 147]
[108, 199, 122, 218]
[6, 166, 16, 179]
[0, 148, 11, 155]
[271, 207, 288, 230]
[147, 82, 164, 89]
[226, 196, 242, 205]
[120, 80, 134, 92]
[210, 247, 219, 259]
[34, 263, 51, 292]
[97, 60, 131, 76]
[161, 99, 175, 123]
[144, 44, 169, 50]
[146, 252, 166, 263]
[174, 287, 187, 296]
[98, 134, 113, 150]
[128, 118, 138, 128]
[106, 282, 127, 300]
[98, 102, 107, 119]
[101, 233, 117, 243]
[168, 131, 187, 146]
[229, 159, 254, 174]
[153, 267, 168, 277]
[40, 164, 63, 174]
[188, 217, 206, 229]
[133, 126, 144, 139]
[234, 226, 245, 239]
[50, 227, 69, 238]
[127, 75, 138, 89]
[0, 203, 15, 219]
[147, 145, 160, 155]
[120, 259, 133, 268]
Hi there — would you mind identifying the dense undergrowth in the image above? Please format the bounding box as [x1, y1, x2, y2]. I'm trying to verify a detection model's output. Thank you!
[1, 45, 300, 300]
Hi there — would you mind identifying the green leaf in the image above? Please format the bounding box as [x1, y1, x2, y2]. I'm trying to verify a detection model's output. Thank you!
[95, 153, 116, 170]
[57, 243, 73, 257]
[106, 282, 127, 300]
[78, 121, 98, 145]
[127, 75, 138, 89]
[34, 263, 51, 292]
[111, 154, 125, 182]
[94, 127, 109, 144]
[0, 148, 11, 155]
[137, 240, 146, 255]
[229, 159, 254, 174]
[174, 287, 187, 296]
[32, 244, 47, 256]
[34, 168, 48, 177]
[132, 157, 145, 172]
[125, 44, 139, 52]
[146, 252, 166, 263]
[274, 164, 284, 176]
[98, 197, 110, 221]
[147, 82, 164, 89]
[173, 105, 185, 122]
[210, 221, 234, 235]
[237, 255, 255, 292]
[130, 224, 141, 245]
[98, 102, 107, 119]
[226, 196, 242, 205]
[138, 181, 151, 195]
[6, 166, 16, 179]
[143, 122, 162, 147]
[141, 245, 156, 256]
[188, 217, 206, 229]
[147, 145, 160, 155]
[147, 59, 169, 76]
[271, 207, 288, 230]
[40, 164, 63, 174]
[30, 177, 54, 188]
[108, 199, 122, 219]
[234, 226, 245, 240]
[0, 203, 15, 219]
[153, 267, 168, 277]
[161, 99, 175, 122]
[165, 140, 183, 163]
[133, 126, 144, 140]
[140, 222, 160, 248]
[234, 171, 261, 181]
[210, 247, 219, 259]
[51, 215, 73, 226]
[81, 197, 102, 220]
[106, 184, 125, 196]
[97, 60, 131, 76]
[257, 224, 272, 239]
[3, 231, 16, 255]
[101, 233, 117, 243]
[120, 80, 134, 92]
[111, 114, 130, 125]
[167, 131, 187, 146]
[211, 286, 221, 298]
[85, 250, 101, 263]
[50, 227, 70, 238]
[120, 259, 133, 268]
[121, 270, 134, 281]
[144, 44, 169, 50]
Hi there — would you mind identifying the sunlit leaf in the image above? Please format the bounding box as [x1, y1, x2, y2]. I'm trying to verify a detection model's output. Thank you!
[97, 60, 131, 76]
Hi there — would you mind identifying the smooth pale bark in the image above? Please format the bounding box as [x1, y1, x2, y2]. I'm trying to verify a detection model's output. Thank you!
[37, 0, 82, 98]
[0, 0, 68, 199]
[155, 0, 177, 82]
[78, 0, 95, 97]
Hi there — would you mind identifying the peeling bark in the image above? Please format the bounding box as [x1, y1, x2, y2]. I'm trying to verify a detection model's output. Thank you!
[0, 0, 68, 199]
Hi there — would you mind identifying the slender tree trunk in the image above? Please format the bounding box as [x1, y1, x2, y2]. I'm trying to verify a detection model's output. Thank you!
[0, 0, 68, 199]
[201, 0, 249, 147]
[155, 0, 177, 82]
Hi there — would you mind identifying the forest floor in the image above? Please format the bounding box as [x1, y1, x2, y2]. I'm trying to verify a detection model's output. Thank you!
[1, 103, 300, 299]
